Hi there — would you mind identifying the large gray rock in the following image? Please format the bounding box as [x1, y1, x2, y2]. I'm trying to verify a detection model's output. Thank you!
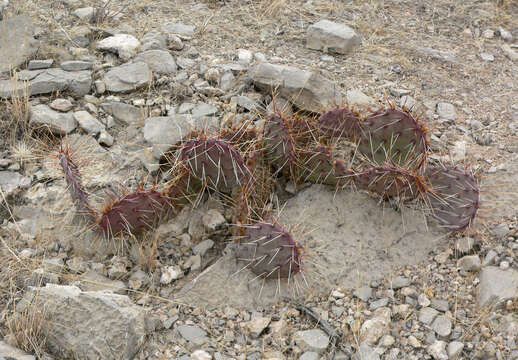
[101, 101, 143, 124]
[294, 329, 329, 353]
[0, 341, 35, 360]
[19, 284, 148, 360]
[73, 110, 104, 135]
[307, 20, 361, 54]
[29, 104, 77, 134]
[249, 63, 341, 113]
[133, 50, 177, 75]
[96, 34, 140, 61]
[0, 15, 39, 74]
[0, 171, 30, 195]
[161, 23, 195, 39]
[103, 62, 151, 93]
[477, 266, 518, 308]
[177, 185, 445, 308]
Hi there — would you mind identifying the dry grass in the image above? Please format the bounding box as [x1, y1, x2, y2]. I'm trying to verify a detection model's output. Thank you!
[0, 74, 30, 150]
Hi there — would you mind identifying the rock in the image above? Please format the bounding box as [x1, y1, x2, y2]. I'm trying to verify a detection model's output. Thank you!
[73, 7, 95, 21]
[294, 329, 329, 353]
[100, 101, 143, 124]
[161, 23, 195, 39]
[29, 104, 77, 134]
[192, 239, 214, 256]
[0, 341, 36, 360]
[98, 130, 113, 146]
[482, 29, 494, 39]
[369, 298, 389, 310]
[492, 223, 509, 238]
[237, 49, 253, 65]
[28, 59, 53, 70]
[246, 316, 271, 337]
[50, 98, 74, 112]
[192, 102, 218, 117]
[160, 265, 183, 284]
[427, 340, 448, 360]
[249, 63, 341, 113]
[352, 343, 380, 360]
[456, 237, 474, 254]
[360, 307, 391, 345]
[79, 271, 127, 294]
[501, 44, 518, 61]
[479, 52, 494, 62]
[96, 34, 140, 61]
[191, 350, 212, 360]
[431, 315, 452, 337]
[219, 71, 235, 91]
[477, 266, 518, 308]
[0, 171, 30, 195]
[103, 62, 152, 93]
[354, 286, 372, 302]
[267, 97, 293, 117]
[133, 50, 177, 75]
[73, 110, 104, 135]
[418, 294, 431, 307]
[0, 15, 39, 75]
[202, 209, 226, 231]
[166, 33, 184, 50]
[391, 276, 410, 289]
[177, 325, 207, 345]
[306, 20, 361, 55]
[448, 341, 464, 359]
[19, 284, 148, 359]
[140, 30, 167, 51]
[498, 27, 513, 41]
[400, 95, 417, 109]
[346, 89, 374, 107]
[143, 114, 191, 158]
[482, 249, 498, 267]
[419, 307, 439, 325]
[436, 102, 456, 120]
[457, 255, 481, 272]
[61, 60, 93, 71]
[299, 352, 319, 360]
[430, 299, 449, 312]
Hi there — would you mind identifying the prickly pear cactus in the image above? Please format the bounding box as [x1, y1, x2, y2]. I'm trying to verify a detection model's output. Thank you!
[317, 107, 362, 139]
[235, 222, 301, 279]
[263, 113, 297, 174]
[358, 108, 428, 168]
[424, 165, 479, 230]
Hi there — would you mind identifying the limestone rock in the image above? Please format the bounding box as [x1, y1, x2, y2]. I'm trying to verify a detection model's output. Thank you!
[96, 34, 140, 61]
[307, 19, 361, 55]
[477, 266, 518, 308]
[29, 104, 77, 134]
[0, 15, 39, 74]
[103, 62, 151, 93]
[134, 49, 177, 75]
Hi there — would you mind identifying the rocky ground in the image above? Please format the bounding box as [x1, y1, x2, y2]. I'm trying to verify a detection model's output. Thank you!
[0, 0, 518, 359]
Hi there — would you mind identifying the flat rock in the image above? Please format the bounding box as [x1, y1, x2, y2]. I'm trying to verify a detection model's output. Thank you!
[19, 284, 148, 359]
[0, 15, 39, 74]
[0, 341, 35, 360]
[176, 185, 445, 308]
[78, 270, 127, 294]
[100, 101, 143, 124]
[0, 171, 30, 195]
[134, 49, 177, 74]
[61, 60, 93, 71]
[477, 266, 518, 308]
[28, 59, 53, 70]
[249, 63, 341, 113]
[436, 102, 456, 120]
[103, 62, 151, 93]
[177, 325, 207, 344]
[143, 114, 191, 158]
[161, 23, 195, 39]
[307, 19, 361, 55]
[419, 307, 439, 325]
[30, 104, 77, 134]
[431, 315, 452, 337]
[192, 102, 218, 117]
[50, 98, 74, 112]
[73, 110, 104, 135]
[96, 34, 140, 61]
[294, 329, 329, 353]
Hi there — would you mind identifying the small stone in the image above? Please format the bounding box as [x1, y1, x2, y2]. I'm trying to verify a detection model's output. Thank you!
[50, 98, 73, 112]
[408, 335, 422, 348]
[73, 7, 95, 21]
[219, 71, 235, 91]
[369, 297, 389, 310]
[61, 60, 93, 71]
[419, 307, 439, 325]
[177, 325, 207, 345]
[400, 95, 416, 109]
[98, 130, 113, 146]
[354, 286, 372, 301]
[28, 59, 53, 70]
[161, 23, 195, 39]
[133, 50, 177, 75]
[352, 343, 380, 360]
[294, 329, 330, 353]
[204, 68, 220, 85]
[192, 102, 218, 117]
[502, 44, 518, 61]
[418, 293, 431, 307]
[500, 260, 510, 270]
[331, 289, 345, 298]
[307, 20, 361, 55]
[430, 299, 449, 312]
[427, 340, 448, 360]
[30, 104, 77, 134]
[360, 308, 391, 345]
[391, 276, 410, 289]
[498, 27, 513, 41]
[479, 52, 494, 62]
[436, 103, 456, 120]
[447, 341, 464, 359]
[457, 255, 481, 272]
[192, 239, 214, 256]
[246, 316, 271, 337]
[73, 110, 104, 135]
[167, 34, 184, 50]
[103, 62, 151, 93]
[431, 315, 452, 337]
[191, 350, 211, 360]
[482, 29, 494, 39]
[160, 265, 182, 284]
[190, 254, 201, 271]
[96, 34, 140, 61]
[299, 352, 319, 360]
[346, 89, 374, 107]
[389, 88, 411, 97]
[237, 49, 253, 65]
[202, 209, 226, 231]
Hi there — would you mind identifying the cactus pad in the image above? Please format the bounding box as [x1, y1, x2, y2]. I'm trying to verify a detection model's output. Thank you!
[424, 165, 479, 230]
[180, 139, 251, 193]
[358, 108, 428, 168]
[263, 113, 297, 173]
[235, 222, 301, 279]
[317, 107, 362, 139]
[98, 188, 171, 236]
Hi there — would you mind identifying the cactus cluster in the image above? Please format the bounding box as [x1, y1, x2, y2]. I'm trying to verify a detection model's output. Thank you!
[57, 102, 480, 282]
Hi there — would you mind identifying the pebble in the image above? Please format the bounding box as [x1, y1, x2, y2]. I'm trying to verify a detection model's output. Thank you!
[369, 297, 389, 310]
[419, 307, 439, 325]
[354, 286, 372, 301]
[191, 350, 211, 360]
[479, 52, 495, 62]
[192, 239, 214, 256]
[246, 317, 271, 338]
[428, 340, 448, 360]
[391, 276, 410, 289]
[436, 102, 456, 120]
[160, 265, 183, 284]
[177, 325, 207, 345]
[492, 223, 509, 238]
[447, 341, 464, 358]
[418, 294, 431, 307]
[50, 98, 73, 112]
[430, 299, 449, 312]
[299, 352, 319, 360]
[458, 255, 481, 272]
[294, 329, 329, 353]
[431, 315, 452, 337]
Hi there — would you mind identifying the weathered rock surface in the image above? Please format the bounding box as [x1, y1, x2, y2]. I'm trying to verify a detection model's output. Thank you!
[0, 15, 39, 74]
[29, 104, 77, 134]
[0, 341, 35, 360]
[249, 63, 341, 113]
[100, 101, 144, 124]
[133, 50, 177, 75]
[477, 266, 518, 308]
[307, 20, 361, 54]
[0, 171, 30, 195]
[96, 34, 140, 61]
[103, 62, 151, 93]
[19, 284, 148, 360]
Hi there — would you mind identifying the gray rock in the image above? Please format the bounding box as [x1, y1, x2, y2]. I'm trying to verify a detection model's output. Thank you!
[267, 97, 293, 117]
[458, 255, 481, 272]
[177, 325, 207, 345]
[492, 223, 509, 238]
[192, 102, 218, 117]
[294, 329, 329, 353]
[134, 50, 177, 75]
[250, 63, 341, 113]
[431, 315, 452, 337]
[98, 130, 114, 146]
[246, 316, 271, 338]
[419, 307, 439, 325]
[482, 249, 498, 267]
[360, 307, 391, 345]
[143, 114, 191, 158]
[400, 95, 417, 109]
[73, 7, 95, 21]
[346, 89, 374, 107]
[192, 239, 214, 256]
[502, 44, 518, 61]
[0, 171, 30, 195]
[50, 98, 74, 112]
[140, 30, 167, 51]
[219, 71, 235, 91]
[166, 33, 184, 50]
[430, 299, 449, 312]
[161, 23, 195, 39]
[498, 27, 513, 41]
[415, 46, 456, 62]
[299, 352, 319, 360]
[427, 340, 448, 360]
[73, 110, 104, 135]
[96, 34, 140, 61]
[307, 20, 361, 55]
[352, 343, 380, 360]
[61, 60, 93, 71]
[29, 104, 77, 134]
[436, 102, 456, 120]
[28, 59, 53, 70]
[479, 52, 494, 62]
[19, 284, 148, 360]
[0, 341, 35, 360]
[237, 48, 253, 65]
[369, 297, 389, 310]
[477, 266, 518, 308]
[176, 56, 196, 69]
[202, 209, 225, 231]
[354, 286, 372, 302]
[79, 271, 127, 294]
[100, 101, 143, 124]
[103, 62, 151, 93]
[0, 15, 39, 75]
[391, 276, 410, 289]
[447, 341, 464, 359]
